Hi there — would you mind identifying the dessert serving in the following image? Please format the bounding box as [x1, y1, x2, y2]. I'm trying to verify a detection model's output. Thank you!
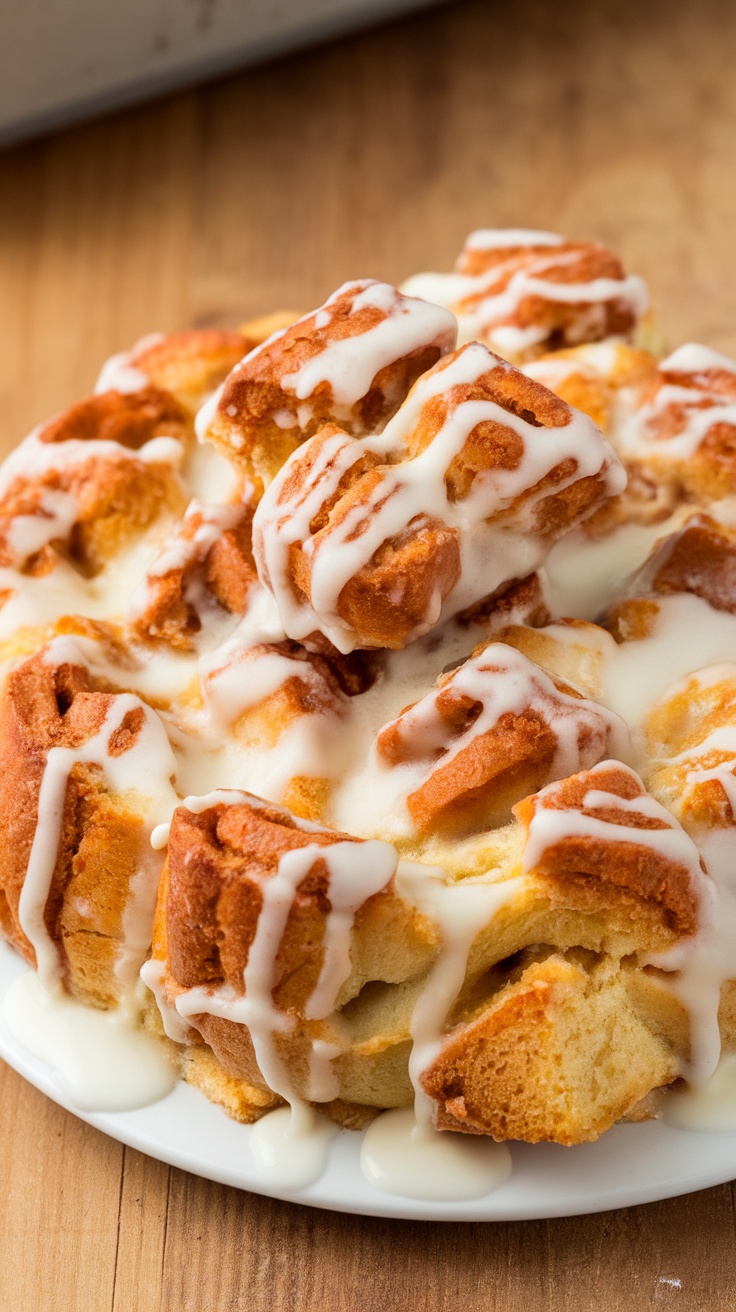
[3, 228, 736, 1203]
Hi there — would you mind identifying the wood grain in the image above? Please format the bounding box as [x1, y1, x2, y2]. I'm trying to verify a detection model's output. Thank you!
[1, 0, 736, 1307]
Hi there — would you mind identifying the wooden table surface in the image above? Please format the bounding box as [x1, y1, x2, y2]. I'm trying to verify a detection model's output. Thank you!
[2, 0, 736, 1306]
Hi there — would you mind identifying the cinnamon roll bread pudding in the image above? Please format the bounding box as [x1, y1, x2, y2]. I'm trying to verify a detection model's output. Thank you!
[4, 230, 736, 1170]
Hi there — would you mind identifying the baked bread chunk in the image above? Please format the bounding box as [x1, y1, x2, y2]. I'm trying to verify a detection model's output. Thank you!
[2, 243, 735, 1155]
[402, 228, 650, 362]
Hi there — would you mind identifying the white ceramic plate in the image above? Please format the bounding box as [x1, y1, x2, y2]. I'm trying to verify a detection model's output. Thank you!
[1, 939, 735, 1221]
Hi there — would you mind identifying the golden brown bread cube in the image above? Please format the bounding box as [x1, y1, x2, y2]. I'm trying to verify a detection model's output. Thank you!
[127, 496, 259, 650]
[202, 280, 458, 484]
[421, 953, 680, 1144]
[0, 643, 170, 1006]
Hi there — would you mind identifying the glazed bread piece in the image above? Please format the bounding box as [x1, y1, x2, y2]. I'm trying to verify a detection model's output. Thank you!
[614, 514, 736, 618]
[147, 768, 708, 1141]
[645, 665, 736, 831]
[0, 389, 187, 578]
[200, 632, 379, 823]
[373, 641, 630, 839]
[602, 514, 736, 647]
[453, 569, 551, 630]
[253, 422, 461, 651]
[200, 281, 458, 484]
[613, 343, 736, 502]
[126, 493, 259, 651]
[253, 340, 625, 653]
[402, 229, 649, 362]
[0, 636, 176, 1007]
[419, 951, 682, 1144]
[511, 763, 702, 937]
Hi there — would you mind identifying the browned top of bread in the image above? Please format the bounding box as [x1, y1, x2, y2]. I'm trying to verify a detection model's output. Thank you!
[204, 281, 457, 483]
[513, 763, 702, 937]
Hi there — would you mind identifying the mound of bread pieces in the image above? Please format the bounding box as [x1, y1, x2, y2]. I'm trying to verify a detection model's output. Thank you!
[4, 226, 736, 1147]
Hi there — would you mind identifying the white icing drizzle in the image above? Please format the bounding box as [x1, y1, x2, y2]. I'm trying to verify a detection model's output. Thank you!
[147, 502, 242, 578]
[527, 594, 736, 740]
[543, 512, 690, 621]
[40, 631, 197, 707]
[192, 590, 358, 799]
[202, 643, 321, 727]
[195, 383, 226, 445]
[198, 575, 333, 731]
[115, 841, 172, 994]
[396, 861, 524, 1126]
[660, 343, 736, 377]
[392, 641, 629, 779]
[0, 428, 183, 503]
[150, 822, 171, 850]
[254, 342, 624, 653]
[464, 228, 565, 252]
[253, 428, 370, 646]
[601, 596, 736, 732]
[0, 511, 182, 642]
[182, 431, 239, 502]
[179, 789, 330, 825]
[3, 969, 176, 1111]
[249, 1105, 337, 1189]
[647, 821, 730, 1086]
[139, 957, 190, 1042]
[523, 338, 632, 399]
[521, 762, 707, 881]
[3, 489, 79, 563]
[661, 1052, 736, 1131]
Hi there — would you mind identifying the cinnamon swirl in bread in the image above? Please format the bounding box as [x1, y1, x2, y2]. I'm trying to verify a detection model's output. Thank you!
[3, 236, 736, 1162]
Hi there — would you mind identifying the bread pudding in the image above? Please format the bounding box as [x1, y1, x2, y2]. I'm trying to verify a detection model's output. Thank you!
[3, 231, 736, 1178]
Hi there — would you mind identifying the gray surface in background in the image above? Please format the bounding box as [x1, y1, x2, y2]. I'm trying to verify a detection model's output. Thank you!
[0, 0, 441, 145]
